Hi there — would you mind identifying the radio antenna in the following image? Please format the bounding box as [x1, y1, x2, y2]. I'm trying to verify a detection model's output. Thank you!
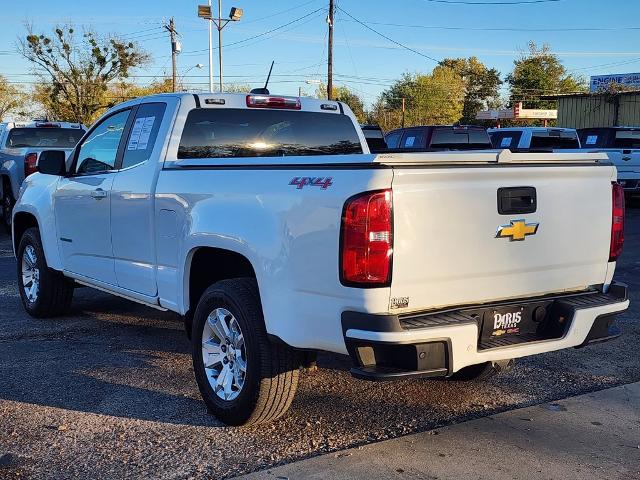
[250, 61, 275, 95]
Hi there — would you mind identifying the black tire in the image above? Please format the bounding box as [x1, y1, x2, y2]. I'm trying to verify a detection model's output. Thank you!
[2, 185, 14, 234]
[191, 278, 301, 426]
[448, 359, 514, 382]
[17, 227, 74, 318]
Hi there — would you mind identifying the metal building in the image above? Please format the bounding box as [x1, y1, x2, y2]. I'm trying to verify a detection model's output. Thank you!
[547, 91, 640, 129]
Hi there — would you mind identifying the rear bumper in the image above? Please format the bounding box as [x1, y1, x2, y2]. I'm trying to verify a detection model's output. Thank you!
[342, 283, 629, 381]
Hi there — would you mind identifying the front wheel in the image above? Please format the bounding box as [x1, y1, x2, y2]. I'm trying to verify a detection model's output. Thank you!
[191, 278, 301, 426]
[17, 227, 74, 318]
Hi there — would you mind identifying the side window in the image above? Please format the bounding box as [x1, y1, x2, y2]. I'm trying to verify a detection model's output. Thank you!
[385, 131, 401, 149]
[75, 110, 131, 175]
[121, 103, 166, 169]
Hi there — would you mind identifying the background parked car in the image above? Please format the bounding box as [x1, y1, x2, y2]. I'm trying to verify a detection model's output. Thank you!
[0, 121, 86, 231]
[488, 127, 581, 151]
[577, 127, 640, 196]
[385, 125, 492, 151]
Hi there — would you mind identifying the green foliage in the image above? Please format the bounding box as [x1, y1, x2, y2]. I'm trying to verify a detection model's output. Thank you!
[439, 57, 502, 123]
[373, 67, 465, 131]
[0, 76, 26, 120]
[506, 42, 587, 109]
[316, 84, 366, 123]
[21, 25, 149, 124]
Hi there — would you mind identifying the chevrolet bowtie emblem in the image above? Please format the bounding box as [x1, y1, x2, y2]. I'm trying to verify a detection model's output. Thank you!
[496, 219, 539, 241]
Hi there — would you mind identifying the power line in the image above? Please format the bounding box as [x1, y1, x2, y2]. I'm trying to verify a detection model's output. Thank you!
[341, 20, 640, 33]
[241, 0, 319, 24]
[336, 6, 440, 64]
[420, 0, 561, 4]
[181, 8, 324, 55]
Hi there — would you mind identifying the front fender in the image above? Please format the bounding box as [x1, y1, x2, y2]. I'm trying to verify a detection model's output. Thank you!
[12, 174, 62, 270]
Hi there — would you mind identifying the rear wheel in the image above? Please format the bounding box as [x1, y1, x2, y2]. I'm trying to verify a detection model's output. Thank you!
[2, 186, 14, 234]
[448, 359, 514, 382]
[17, 227, 74, 318]
[191, 278, 301, 426]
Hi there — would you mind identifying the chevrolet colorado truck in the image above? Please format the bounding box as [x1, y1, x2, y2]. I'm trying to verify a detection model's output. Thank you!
[0, 121, 85, 232]
[12, 92, 629, 426]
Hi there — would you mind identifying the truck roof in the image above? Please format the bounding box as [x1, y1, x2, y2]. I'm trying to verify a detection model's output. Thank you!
[0, 121, 85, 130]
[110, 91, 348, 116]
[488, 127, 577, 133]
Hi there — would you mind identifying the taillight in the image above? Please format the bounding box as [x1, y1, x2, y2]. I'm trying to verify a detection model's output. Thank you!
[340, 189, 393, 287]
[246, 95, 301, 110]
[609, 182, 625, 262]
[24, 153, 38, 177]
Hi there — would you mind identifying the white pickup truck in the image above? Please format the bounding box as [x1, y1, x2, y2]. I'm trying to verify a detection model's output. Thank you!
[12, 92, 629, 426]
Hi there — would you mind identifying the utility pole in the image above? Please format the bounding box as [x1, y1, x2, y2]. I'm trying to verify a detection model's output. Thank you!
[208, 0, 214, 92]
[164, 18, 180, 92]
[327, 0, 334, 100]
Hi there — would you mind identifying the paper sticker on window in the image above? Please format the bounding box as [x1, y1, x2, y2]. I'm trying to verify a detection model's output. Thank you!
[585, 135, 598, 145]
[127, 116, 156, 150]
[127, 118, 145, 150]
[500, 137, 512, 147]
[404, 136, 415, 147]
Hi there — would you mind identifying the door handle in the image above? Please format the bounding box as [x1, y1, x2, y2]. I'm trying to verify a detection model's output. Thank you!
[91, 188, 108, 199]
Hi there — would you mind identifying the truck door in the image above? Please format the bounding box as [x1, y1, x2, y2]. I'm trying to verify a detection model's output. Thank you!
[53, 108, 134, 285]
[111, 102, 168, 297]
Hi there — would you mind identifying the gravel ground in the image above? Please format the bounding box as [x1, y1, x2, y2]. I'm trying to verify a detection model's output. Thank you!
[0, 207, 639, 479]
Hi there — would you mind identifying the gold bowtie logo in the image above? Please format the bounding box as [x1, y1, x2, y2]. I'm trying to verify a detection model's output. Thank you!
[496, 219, 539, 241]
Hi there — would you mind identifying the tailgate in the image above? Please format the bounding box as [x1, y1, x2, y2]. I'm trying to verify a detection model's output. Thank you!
[389, 162, 615, 312]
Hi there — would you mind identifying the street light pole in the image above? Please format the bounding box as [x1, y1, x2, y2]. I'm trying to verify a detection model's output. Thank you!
[208, 0, 214, 92]
[198, 2, 242, 92]
[218, 0, 223, 92]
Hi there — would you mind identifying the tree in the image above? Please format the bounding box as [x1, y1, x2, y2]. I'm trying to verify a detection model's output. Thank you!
[316, 84, 366, 123]
[506, 42, 587, 109]
[0, 76, 25, 120]
[20, 25, 149, 125]
[374, 67, 465, 130]
[439, 57, 502, 123]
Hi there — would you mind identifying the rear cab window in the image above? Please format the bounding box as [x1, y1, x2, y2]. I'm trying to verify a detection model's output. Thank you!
[530, 131, 580, 150]
[399, 128, 427, 149]
[489, 131, 523, 150]
[6, 127, 83, 149]
[178, 108, 363, 159]
[612, 129, 640, 149]
[578, 128, 610, 148]
[430, 127, 491, 150]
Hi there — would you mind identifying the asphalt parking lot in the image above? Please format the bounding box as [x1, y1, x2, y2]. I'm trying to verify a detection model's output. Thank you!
[0, 208, 639, 480]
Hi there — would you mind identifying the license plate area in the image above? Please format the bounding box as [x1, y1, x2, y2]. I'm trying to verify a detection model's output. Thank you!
[464, 300, 571, 350]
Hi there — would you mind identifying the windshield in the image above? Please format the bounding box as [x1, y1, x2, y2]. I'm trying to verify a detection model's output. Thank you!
[6, 128, 83, 149]
[178, 108, 363, 159]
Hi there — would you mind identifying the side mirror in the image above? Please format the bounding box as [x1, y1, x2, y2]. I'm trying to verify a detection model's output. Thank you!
[37, 150, 67, 176]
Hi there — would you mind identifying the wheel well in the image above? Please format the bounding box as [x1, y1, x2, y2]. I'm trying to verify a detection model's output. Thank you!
[1, 175, 10, 198]
[187, 247, 257, 317]
[12, 212, 38, 252]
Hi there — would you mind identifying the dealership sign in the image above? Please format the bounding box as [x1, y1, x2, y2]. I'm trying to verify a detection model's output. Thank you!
[590, 73, 640, 92]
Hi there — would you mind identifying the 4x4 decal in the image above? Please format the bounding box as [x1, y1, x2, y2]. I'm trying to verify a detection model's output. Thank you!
[289, 177, 333, 190]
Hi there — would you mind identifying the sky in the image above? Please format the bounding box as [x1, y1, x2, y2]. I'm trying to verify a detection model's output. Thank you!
[1, 0, 640, 106]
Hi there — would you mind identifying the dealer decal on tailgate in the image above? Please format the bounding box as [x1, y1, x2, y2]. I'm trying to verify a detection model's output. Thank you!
[491, 310, 522, 337]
